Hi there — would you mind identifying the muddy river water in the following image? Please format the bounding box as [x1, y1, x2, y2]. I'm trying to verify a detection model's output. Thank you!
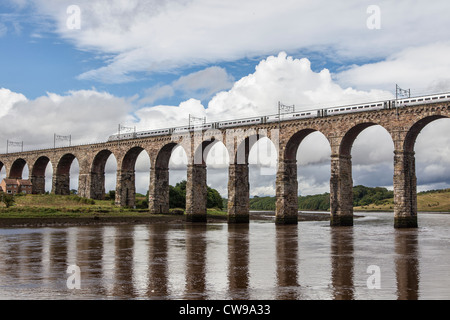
[0, 211, 449, 300]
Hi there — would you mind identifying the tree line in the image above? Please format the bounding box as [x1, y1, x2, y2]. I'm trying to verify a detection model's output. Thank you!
[248, 185, 395, 211]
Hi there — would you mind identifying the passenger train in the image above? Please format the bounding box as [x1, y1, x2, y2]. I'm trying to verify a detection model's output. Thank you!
[108, 92, 450, 141]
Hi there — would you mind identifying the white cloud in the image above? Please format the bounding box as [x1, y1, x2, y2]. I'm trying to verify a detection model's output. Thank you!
[336, 42, 450, 93]
[0, 88, 133, 151]
[139, 66, 234, 105]
[0, 88, 27, 118]
[23, 0, 450, 83]
[206, 52, 392, 121]
[134, 98, 205, 131]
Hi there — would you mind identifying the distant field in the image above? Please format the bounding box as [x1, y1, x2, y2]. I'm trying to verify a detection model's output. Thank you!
[354, 189, 450, 212]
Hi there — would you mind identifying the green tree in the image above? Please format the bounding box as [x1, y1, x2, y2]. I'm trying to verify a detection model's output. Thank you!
[1, 194, 15, 208]
[168, 180, 223, 209]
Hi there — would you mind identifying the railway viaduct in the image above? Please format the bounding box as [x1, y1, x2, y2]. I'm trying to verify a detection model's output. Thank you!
[1, 101, 449, 228]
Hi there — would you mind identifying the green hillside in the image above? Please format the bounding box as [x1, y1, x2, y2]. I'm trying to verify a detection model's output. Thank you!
[247, 186, 450, 213]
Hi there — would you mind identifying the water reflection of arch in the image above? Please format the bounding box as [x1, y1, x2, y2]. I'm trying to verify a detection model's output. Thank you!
[330, 226, 354, 300]
[146, 224, 169, 298]
[275, 224, 300, 299]
[227, 224, 250, 299]
[113, 225, 135, 298]
[184, 224, 208, 299]
[395, 229, 419, 300]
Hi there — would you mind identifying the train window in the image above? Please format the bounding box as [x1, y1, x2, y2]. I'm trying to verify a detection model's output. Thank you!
[404, 100, 409, 103]
[432, 97, 438, 100]
[411, 100, 416, 102]
[440, 96, 446, 99]
[418, 99, 423, 101]
[352, 107, 357, 109]
[425, 98, 430, 100]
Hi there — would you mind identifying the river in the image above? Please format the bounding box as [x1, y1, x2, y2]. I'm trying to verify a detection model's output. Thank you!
[0, 211, 449, 300]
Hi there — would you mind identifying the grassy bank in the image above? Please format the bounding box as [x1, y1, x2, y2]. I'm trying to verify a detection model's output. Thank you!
[354, 189, 450, 212]
[0, 194, 228, 219]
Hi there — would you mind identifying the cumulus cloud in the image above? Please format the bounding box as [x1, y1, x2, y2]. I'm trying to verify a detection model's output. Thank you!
[15, 0, 450, 83]
[140, 66, 234, 105]
[0, 88, 133, 151]
[206, 52, 392, 121]
[336, 42, 450, 93]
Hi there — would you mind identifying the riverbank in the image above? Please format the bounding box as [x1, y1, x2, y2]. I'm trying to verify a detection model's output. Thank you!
[0, 211, 336, 228]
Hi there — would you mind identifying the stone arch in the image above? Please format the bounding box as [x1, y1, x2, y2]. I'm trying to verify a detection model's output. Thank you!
[147, 142, 188, 215]
[330, 122, 394, 226]
[31, 156, 52, 194]
[121, 146, 149, 172]
[234, 131, 270, 165]
[392, 114, 450, 228]
[276, 128, 332, 224]
[115, 146, 150, 207]
[89, 149, 117, 200]
[54, 153, 78, 195]
[0, 161, 5, 182]
[9, 158, 27, 179]
[404, 115, 448, 153]
[155, 143, 179, 169]
[340, 122, 385, 156]
[226, 130, 272, 223]
[284, 129, 329, 160]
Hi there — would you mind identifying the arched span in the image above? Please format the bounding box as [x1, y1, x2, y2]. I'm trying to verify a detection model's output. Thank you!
[121, 146, 150, 171]
[155, 143, 188, 169]
[234, 132, 272, 165]
[56, 153, 77, 175]
[404, 115, 448, 153]
[9, 158, 27, 179]
[92, 149, 115, 173]
[0, 161, 5, 178]
[339, 122, 393, 156]
[32, 156, 51, 177]
[31, 156, 52, 194]
[284, 129, 327, 161]
[54, 153, 78, 195]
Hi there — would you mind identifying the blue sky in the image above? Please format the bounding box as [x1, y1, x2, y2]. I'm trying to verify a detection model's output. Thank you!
[1, 0, 450, 196]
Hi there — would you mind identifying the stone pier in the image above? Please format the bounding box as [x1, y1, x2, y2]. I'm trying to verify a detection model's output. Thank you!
[330, 154, 354, 226]
[393, 150, 418, 228]
[227, 163, 250, 223]
[275, 159, 298, 224]
[115, 169, 135, 207]
[52, 173, 71, 195]
[185, 164, 207, 222]
[30, 175, 46, 194]
[148, 167, 170, 214]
